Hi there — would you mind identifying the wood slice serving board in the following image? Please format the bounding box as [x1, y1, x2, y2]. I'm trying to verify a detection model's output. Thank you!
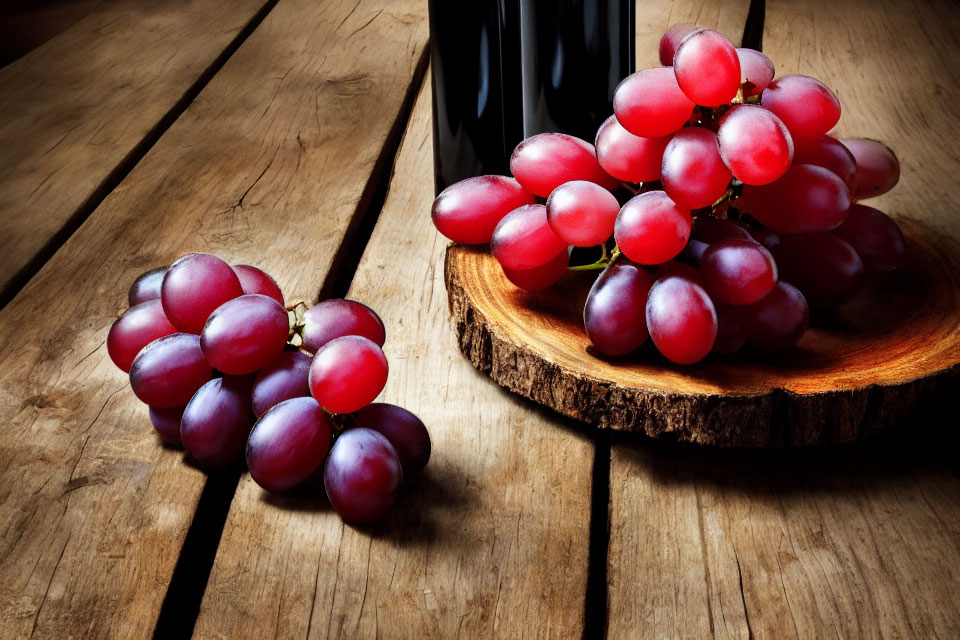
[444, 219, 960, 446]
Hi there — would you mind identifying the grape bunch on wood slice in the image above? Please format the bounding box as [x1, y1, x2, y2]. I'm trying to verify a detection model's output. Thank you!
[431, 24, 903, 365]
[108, 253, 431, 524]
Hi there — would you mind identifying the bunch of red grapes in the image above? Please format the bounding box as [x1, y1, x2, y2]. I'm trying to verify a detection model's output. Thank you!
[431, 24, 904, 365]
[107, 253, 430, 524]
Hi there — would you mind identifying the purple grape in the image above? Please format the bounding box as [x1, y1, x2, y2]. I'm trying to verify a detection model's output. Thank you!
[201, 294, 289, 375]
[743, 282, 809, 352]
[180, 375, 255, 468]
[234, 264, 284, 305]
[774, 232, 863, 308]
[251, 350, 313, 418]
[149, 405, 185, 446]
[107, 299, 177, 372]
[301, 299, 386, 354]
[324, 428, 403, 524]
[583, 264, 653, 356]
[128, 267, 167, 306]
[247, 397, 332, 492]
[352, 403, 431, 476]
[129, 333, 212, 408]
[161, 253, 244, 334]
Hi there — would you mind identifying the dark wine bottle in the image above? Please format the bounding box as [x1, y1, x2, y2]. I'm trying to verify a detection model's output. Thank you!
[519, 0, 635, 141]
[429, 0, 523, 194]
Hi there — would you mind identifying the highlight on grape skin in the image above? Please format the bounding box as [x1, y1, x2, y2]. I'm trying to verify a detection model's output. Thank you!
[424, 21, 908, 366]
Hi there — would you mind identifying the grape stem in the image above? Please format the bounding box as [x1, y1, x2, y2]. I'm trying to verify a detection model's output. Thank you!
[568, 246, 621, 271]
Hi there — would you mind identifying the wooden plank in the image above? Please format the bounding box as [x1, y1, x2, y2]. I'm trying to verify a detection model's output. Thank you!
[0, 0, 428, 637]
[0, 0, 270, 299]
[608, 0, 960, 637]
[194, 73, 596, 639]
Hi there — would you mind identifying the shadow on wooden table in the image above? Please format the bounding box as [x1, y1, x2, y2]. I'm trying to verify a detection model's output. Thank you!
[612, 425, 960, 495]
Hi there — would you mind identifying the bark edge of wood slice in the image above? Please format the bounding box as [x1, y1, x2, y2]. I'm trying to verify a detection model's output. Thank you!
[443, 219, 960, 446]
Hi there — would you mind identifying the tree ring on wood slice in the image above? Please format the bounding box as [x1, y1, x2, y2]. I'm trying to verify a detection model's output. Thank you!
[443, 219, 960, 446]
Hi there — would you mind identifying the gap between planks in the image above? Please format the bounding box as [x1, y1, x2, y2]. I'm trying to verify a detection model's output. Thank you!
[0, 0, 280, 311]
[150, 45, 430, 640]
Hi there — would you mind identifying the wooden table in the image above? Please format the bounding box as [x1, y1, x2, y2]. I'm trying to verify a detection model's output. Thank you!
[0, 0, 957, 637]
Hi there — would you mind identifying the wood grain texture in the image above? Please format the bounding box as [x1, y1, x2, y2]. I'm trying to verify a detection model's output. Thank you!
[608, 0, 960, 637]
[445, 220, 960, 445]
[0, 0, 273, 299]
[0, 0, 428, 637]
[194, 73, 594, 640]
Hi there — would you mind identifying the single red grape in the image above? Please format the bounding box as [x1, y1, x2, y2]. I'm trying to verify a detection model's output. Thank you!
[661, 127, 732, 209]
[233, 264, 284, 305]
[673, 29, 741, 107]
[774, 232, 864, 308]
[659, 23, 697, 66]
[324, 428, 403, 525]
[352, 403, 431, 476]
[128, 267, 166, 306]
[309, 335, 388, 414]
[615, 191, 692, 265]
[793, 135, 859, 193]
[107, 299, 178, 372]
[736, 48, 775, 96]
[583, 263, 654, 356]
[712, 302, 748, 354]
[129, 333, 212, 408]
[246, 396, 332, 492]
[761, 75, 841, 141]
[301, 298, 385, 354]
[614, 67, 695, 138]
[201, 294, 289, 375]
[839, 138, 900, 200]
[501, 249, 569, 291]
[491, 204, 569, 271]
[646, 272, 717, 364]
[251, 350, 313, 418]
[546, 180, 620, 247]
[742, 282, 809, 352]
[431, 175, 536, 244]
[738, 164, 851, 233]
[832, 203, 905, 273]
[594, 115, 672, 184]
[510, 133, 618, 197]
[700, 238, 778, 306]
[161, 253, 244, 334]
[717, 105, 793, 185]
[149, 405, 185, 446]
[180, 375, 255, 468]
